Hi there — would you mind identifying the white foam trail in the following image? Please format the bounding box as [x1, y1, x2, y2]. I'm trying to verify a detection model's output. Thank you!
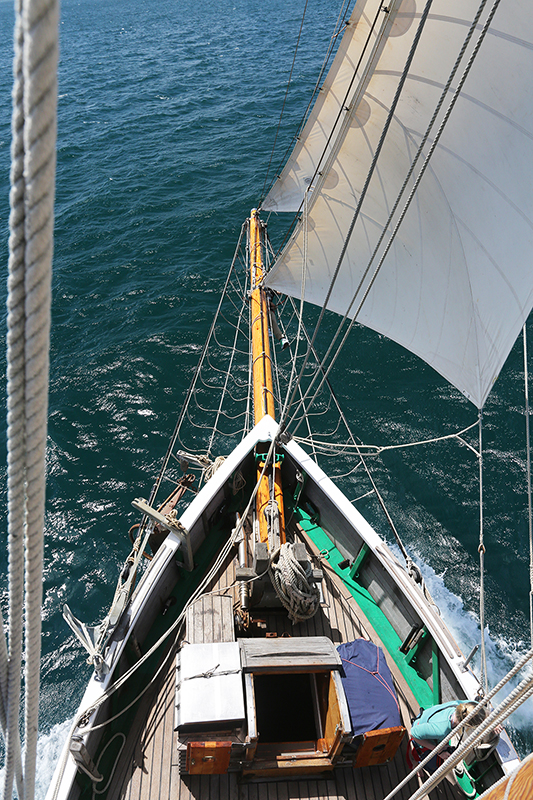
[420, 558, 533, 733]
[0, 718, 72, 800]
[35, 719, 72, 800]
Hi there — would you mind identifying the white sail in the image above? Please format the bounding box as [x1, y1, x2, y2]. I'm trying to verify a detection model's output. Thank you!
[263, 0, 533, 409]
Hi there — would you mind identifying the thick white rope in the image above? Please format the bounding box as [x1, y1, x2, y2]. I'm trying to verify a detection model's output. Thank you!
[403, 678, 533, 800]
[4, 0, 58, 799]
[4, 4, 29, 798]
[0, 629, 23, 799]
[383, 646, 533, 800]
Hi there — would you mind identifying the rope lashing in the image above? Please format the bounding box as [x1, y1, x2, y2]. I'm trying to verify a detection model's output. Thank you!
[204, 455, 226, 482]
[268, 542, 320, 623]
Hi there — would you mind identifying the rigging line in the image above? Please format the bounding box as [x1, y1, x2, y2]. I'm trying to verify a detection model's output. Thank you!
[5, 0, 58, 796]
[269, 313, 284, 414]
[279, 192, 309, 423]
[283, 307, 410, 565]
[391, 678, 533, 800]
[294, 419, 480, 455]
[387, 645, 533, 800]
[274, 295, 319, 461]
[5, 0, 29, 794]
[289, 0, 492, 411]
[478, 410, 488, 694]
[206, 291, 250, 458]
[259, 0, 310, 202]
[287, 0, 502, 435]
[263, 0, 386, 259]
[144, 222, 247, 519]
[280, 0, 435, 434]
[260, 0, 352, 205]
[50, 440, 281, 800]
[286, 294, 364, 449]
[524, 323, 533, 649]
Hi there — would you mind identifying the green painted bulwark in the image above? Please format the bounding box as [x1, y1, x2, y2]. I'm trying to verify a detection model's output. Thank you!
[295, 507, 434, 709]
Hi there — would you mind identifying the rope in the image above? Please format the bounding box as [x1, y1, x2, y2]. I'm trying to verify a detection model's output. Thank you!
[285, 0, 499, 433]
[269, 542, 320, 623]
[203, 456, 226, 482]
[383, 646, 533, 800]
[293, 420, 480, 457]
[263, 0, 384, 254]
[49, 441, 280, 800]
[4, 1, 58, 799]
[144, 223, 247, 519]
[478, 410, 488, 693]
[259, 0, 310, 202]
[281, 0, 435, 434]
[205, 268, 250, 459]
[524, 324, 533, 648]
[403, 678, 533, 800]
[340, 652, 400, 714]
[260, 0, 352, 210]
[279, 190, 309, 424]
[278, 296, 435, 594]
[4, 2, 30, 796]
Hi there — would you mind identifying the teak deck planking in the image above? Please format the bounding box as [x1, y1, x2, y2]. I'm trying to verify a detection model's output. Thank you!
[107, 529, 464, 800]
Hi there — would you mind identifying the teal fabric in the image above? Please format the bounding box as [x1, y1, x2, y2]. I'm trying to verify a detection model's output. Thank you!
[411, 701, 460, 744]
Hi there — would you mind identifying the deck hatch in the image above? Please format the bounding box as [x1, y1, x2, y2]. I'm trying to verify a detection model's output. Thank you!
[239, 636, 341, 673]
[175, 642, 245, 729]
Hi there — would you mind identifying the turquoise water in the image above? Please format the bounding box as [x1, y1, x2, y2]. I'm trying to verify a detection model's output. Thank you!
[1, 0, 533, 790]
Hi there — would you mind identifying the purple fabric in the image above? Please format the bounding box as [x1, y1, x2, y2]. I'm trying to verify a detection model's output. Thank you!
[337, 639, 402, 737]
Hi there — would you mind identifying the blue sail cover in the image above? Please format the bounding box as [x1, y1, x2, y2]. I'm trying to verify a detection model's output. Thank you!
[337, 640, 402, 737]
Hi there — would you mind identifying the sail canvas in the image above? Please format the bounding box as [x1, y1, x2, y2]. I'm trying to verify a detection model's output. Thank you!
[264, 0, 533, 408]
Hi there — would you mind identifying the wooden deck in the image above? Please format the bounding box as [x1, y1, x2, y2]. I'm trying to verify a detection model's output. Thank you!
[107, 528, 465, 800]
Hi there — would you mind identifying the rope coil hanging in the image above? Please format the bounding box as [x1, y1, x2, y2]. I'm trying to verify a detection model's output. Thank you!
[269, 542, 320, 623]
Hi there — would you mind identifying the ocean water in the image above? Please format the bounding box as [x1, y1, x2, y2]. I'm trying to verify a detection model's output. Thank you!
[1, 0, 533, 794]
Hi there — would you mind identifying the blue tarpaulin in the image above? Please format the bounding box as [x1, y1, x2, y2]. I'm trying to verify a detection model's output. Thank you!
[337, 639, 402, 737]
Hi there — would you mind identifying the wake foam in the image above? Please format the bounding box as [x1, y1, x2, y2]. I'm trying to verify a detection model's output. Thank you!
[0, 718, 72, 800]
[419, 557, 533, 737]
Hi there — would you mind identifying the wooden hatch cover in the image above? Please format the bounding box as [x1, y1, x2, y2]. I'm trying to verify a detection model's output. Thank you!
[239, 636, 341, 673]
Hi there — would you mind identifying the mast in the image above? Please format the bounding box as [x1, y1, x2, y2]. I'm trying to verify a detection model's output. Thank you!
[250, 208, 275, 424]
[249, 209, 286, 550]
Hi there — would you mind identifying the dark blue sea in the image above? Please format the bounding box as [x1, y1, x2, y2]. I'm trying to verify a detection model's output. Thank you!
[1, 0, 533, 792]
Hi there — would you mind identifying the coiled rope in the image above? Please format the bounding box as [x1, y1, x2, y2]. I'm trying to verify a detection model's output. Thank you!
[269, 542, 320, 623]
[4, 1, 58, 799]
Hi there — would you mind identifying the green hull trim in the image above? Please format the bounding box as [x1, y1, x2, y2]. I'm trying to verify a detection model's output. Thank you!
[295, 507, 435, 709]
